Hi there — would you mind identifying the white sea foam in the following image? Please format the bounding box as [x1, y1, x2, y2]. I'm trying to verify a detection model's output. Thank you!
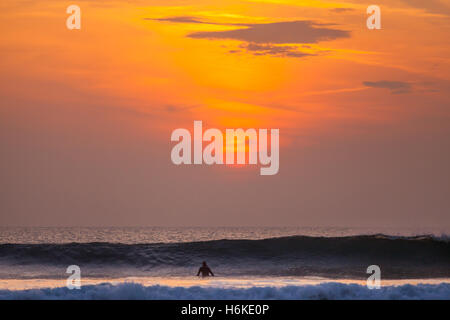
[1, 282, 449, 300]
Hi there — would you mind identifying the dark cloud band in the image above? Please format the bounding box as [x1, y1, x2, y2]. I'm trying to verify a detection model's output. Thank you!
[187, 21, 350, 44]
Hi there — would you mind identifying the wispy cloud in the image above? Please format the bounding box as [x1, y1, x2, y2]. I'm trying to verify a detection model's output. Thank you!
[363, 81, 412, 94]
[187, 20, 350, 44]
[165, 104, 197, 113]
[329, 8, 356, 13]
[151, 17, 350, 59]
[146, 16, 248, 26]
[398, 0, 450, 15]
[235, 43, 314, 58]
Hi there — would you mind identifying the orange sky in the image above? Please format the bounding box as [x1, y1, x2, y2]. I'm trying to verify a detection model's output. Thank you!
[2, 0, 449, 130]
[1, 0, 449, 226]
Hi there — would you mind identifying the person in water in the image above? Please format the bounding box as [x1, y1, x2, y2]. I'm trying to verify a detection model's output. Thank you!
[197, 261, 214, 277]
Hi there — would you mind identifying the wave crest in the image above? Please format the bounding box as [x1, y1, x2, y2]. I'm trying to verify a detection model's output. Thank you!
[1, 235, 449, 278]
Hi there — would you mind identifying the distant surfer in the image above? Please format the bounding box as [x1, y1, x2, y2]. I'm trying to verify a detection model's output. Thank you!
[197, 261, 214, 277]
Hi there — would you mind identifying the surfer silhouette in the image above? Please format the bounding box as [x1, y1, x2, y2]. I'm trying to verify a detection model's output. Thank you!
[197, 261, 214, 277]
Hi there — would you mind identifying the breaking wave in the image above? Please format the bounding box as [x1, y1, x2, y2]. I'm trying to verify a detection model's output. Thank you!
[1, 234, 449, 278]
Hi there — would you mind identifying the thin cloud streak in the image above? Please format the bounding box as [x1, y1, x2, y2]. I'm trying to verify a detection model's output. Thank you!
[363, 80, 412, 94]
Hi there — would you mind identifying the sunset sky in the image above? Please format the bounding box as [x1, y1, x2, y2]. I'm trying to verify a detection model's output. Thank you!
[1, 0, 449, 227]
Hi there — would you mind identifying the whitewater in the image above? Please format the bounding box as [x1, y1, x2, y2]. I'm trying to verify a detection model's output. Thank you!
[0, 227, 449, 300]
[1, 282, 450, 300]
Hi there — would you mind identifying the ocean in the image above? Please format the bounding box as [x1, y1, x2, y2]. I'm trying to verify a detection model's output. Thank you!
[0, 226, 449, 299]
